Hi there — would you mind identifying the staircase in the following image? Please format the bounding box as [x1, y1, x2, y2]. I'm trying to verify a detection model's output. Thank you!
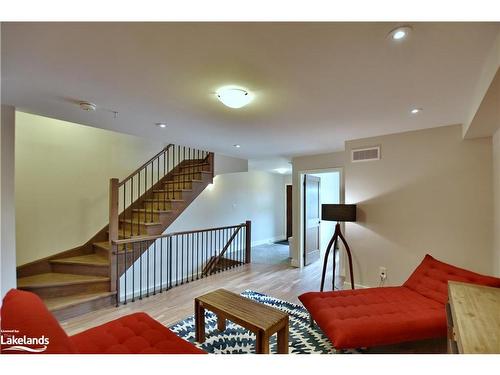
[16, 145, 214, 320]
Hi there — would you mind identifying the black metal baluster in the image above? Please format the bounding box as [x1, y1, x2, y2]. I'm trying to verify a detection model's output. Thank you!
[123, 185, 126, 239]
[153, 239, 157, 295]
[116, 250, 119, 306]
[160, 237, 163, 293]
[124, 242, 127, 305]
[139, 242, 142, 300]
[169, 236, 173, 289]
[151, 162, 154, 223]
[175, 235, 179, 286]
[191, 233, 194, 281]
[196, 232, 200, 280]
[138, 171, 141, 235]
[131, 240, 135, 302]
[130, 178, 133, 235]
[147, 237, 150, 297]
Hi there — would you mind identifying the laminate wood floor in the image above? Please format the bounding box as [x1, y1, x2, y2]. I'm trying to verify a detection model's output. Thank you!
[60, 260, 334, 335]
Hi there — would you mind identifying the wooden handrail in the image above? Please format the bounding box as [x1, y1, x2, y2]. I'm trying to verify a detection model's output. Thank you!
[112, 223, 246, 247]
[118, 144, 174, 187]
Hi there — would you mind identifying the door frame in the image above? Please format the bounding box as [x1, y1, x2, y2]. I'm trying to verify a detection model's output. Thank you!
[297, 167, 344, 269]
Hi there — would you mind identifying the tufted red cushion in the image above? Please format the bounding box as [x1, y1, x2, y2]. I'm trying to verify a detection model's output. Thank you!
[1, 289, 204, 354]
[71, 312, 205, 354]
[299, 254, 500, 349]
[299, 286, 445, 349]
[403, 254, 500, 304]
[0, 289, 78, 354]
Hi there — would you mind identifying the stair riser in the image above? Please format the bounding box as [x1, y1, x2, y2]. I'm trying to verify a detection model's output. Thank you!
[93, 245, 110, 257]
[132, 211, 164, 222]
[153, 191, 184, 200]
[180, 165, 210, 173]
[20, 281, 110, 299]
[143, 201, 183, 211]
[172, 172, 204, 182]
[119, 222, 161, 236]
[51, 295, 116, 321]
[164, 181, 193, 190]
[51, 263, 109, 277]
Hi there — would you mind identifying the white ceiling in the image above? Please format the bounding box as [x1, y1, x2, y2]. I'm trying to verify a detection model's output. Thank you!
[2, 22, 499, 161]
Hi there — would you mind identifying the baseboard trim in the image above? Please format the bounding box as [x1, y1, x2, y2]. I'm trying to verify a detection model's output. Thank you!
[251, 236, 287, 247]
[343, 281, 369, 289]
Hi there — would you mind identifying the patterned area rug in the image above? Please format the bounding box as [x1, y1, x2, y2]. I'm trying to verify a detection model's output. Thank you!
[169, 290, 336, 354]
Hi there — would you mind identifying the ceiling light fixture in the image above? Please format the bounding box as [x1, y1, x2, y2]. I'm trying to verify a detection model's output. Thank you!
[79, 101, 96, 112]
[216, 86, 253, 109]
[410, 108, 422, 114]
[274, 168, 289, 174]
[233, 144, 241, 148]
[156, 122, 167, 128]
[388, 26, 412, 41]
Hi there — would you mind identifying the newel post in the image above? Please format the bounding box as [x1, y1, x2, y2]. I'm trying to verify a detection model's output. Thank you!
[208, 152, 215, 179]
[245, 220, 252, 264]
[109, 178, 119, 295]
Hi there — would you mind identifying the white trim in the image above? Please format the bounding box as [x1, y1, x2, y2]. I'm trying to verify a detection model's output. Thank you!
[343, 281, 369, 289]
[251, 236, 287, 247]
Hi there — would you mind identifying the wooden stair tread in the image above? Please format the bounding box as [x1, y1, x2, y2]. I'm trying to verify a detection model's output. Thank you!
[50, 254, 109, 266]
[165, 179, 203, 184]
[153, 188, 192, 193]
[132, 208, 173, 213]
[18, 273, 109, 288]
[173, 171, 211, 177]
[143, 198, 184, 202]
[43, 291, 116, 311]
[120, 219, 162, 226]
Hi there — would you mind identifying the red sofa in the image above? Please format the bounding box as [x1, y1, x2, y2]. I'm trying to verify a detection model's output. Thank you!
[299, 254, 500, 350]
[0, 289, 205, 354]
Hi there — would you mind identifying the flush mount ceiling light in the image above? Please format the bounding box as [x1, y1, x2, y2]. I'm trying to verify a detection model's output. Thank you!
[274, 168, 290, 174]
[216, 87, 253, 109]
[388, 25, 412, 41]
[79, 101, 96, 112]
[156, 122, 167, 128]
[410, 108, 422, 114]
[233, 144, 241, 148]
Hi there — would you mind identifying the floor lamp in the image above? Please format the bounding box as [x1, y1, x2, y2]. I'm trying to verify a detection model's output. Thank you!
[320, 204, 357, 292]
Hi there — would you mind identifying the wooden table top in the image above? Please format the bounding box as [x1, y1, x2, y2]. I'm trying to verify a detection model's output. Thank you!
[448, 281, 500, 354]
[195, 289, 288, 332]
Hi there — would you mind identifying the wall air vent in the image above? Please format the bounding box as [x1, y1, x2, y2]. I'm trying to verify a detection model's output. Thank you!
[351, 146, 380, 163]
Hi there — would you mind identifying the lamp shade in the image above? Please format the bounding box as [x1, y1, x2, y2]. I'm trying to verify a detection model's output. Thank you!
[322, 204, 357, 222]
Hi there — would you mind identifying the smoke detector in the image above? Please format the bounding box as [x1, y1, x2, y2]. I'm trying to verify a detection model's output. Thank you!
[79, 101, 97, 112]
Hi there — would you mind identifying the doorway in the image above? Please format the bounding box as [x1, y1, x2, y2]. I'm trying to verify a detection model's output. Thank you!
[301, 170, 342, 267]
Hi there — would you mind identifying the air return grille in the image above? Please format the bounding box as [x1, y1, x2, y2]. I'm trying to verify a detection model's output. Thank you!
[351, 146, 380, 162]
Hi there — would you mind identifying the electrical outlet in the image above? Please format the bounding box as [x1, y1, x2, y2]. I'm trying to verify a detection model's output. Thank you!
[379, 266, 387, 281]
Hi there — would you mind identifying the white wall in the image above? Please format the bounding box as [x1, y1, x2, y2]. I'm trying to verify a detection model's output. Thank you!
[168, 170, 288, 245]
[345, 125, 493, 287]
[493, 128, 500, 276]
[1, 105, 17, 298]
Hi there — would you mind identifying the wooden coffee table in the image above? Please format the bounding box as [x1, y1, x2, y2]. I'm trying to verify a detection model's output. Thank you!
[194, 289, 289, 354]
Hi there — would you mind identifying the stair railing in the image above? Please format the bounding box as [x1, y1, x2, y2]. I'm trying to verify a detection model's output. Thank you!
[111, 221, 251, 305]
[108, 144, 214, 295]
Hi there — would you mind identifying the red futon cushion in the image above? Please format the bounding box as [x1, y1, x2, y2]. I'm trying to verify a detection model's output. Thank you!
[71, 312, 205, 354]
[1, 289, 78, 354]
[299, 254, 500, 349]
[1, 289, 204, 354]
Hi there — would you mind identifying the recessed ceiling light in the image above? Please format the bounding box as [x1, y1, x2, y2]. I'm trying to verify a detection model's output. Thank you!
[388, 26, 412, 41]
[216, 86, 253, 109]
[156, 122, 167, 128]
[410, 108, 422, 114]
[233, 144, 241, 148]
[79, 101, 96, 112]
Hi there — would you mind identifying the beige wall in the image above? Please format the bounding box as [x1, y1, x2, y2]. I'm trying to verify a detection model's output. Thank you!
[345, 125, 493, 286]
[493, 128, 500, 276]
[15, 112, 168, 265]
[1, 105, 17, 298]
